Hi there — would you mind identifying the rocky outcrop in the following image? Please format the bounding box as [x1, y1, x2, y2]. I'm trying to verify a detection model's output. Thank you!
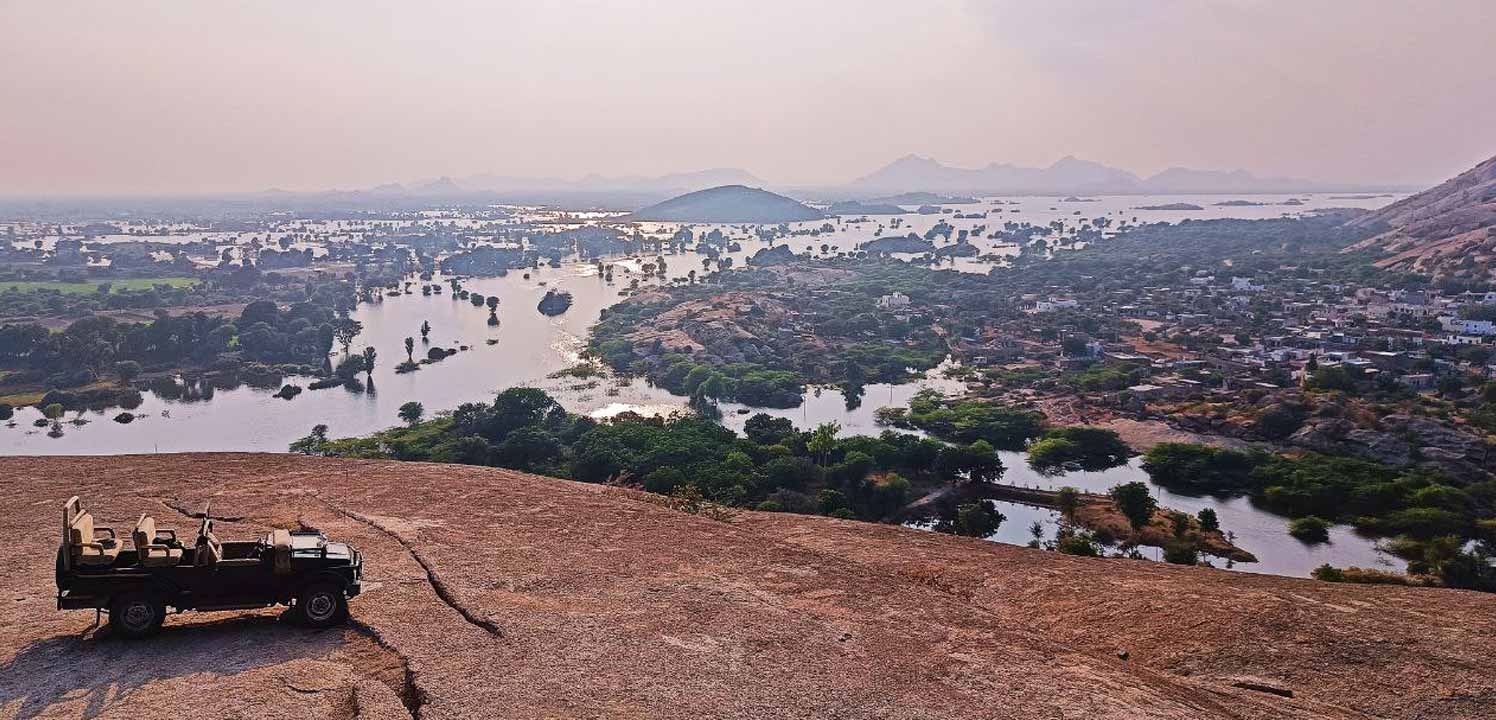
[5, 454, 1496, 718]
[1345, 153, 1496, 276]
[1289, 413, 1496, 480]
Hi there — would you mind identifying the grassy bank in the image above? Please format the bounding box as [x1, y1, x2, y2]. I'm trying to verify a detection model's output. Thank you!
[0, 277, 198, 294]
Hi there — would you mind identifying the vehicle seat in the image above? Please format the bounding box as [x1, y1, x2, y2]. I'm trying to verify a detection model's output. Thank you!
[68, 508, 120, 567]
[269, 529, 293, 574]
[196, 527, 222, 568]
[132, 514, 183, 568]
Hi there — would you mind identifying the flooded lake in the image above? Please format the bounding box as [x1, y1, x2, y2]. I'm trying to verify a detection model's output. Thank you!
[1, 193, 1403, 578]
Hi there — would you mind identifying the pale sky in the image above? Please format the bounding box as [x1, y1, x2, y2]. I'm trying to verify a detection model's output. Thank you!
[2, 0, 1493, 195]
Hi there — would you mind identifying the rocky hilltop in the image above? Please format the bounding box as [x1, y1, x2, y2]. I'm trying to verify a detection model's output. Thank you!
[628, 185, 824, 223]
[1345, 153, 1496, 275]
[4, 454, 1495, 719]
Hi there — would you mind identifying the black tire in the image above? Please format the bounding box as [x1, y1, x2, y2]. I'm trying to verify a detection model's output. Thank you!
[294, 582, 348, 628]
[109, 592, 165, 638]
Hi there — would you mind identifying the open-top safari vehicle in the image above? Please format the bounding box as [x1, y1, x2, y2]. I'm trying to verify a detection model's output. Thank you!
[56, 496, 362, 637]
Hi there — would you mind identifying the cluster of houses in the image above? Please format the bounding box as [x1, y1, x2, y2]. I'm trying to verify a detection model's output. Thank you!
[950, 273, 1496, 404]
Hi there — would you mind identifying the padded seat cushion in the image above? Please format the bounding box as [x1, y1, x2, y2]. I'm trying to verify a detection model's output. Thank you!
[70, 511, 119, 566]
[140, 545, 183, 567]
[77, 543, 119, 563]
[133, 514, 182, 567]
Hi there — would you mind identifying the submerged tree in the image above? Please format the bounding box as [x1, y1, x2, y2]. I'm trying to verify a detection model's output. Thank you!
[398, 401, 425, 427]
[331, 317, 363, 353]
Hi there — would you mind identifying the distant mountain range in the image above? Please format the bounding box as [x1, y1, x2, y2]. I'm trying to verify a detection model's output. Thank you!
[386, 168, 766, 198]
[232, 155, 1409, 210]
[839, 154, 1403, 197]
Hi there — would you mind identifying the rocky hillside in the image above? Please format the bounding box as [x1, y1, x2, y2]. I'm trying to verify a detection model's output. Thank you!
[4, 454, 1496, 719]
[1346, 153, 1496, 275]
[628, 185, 824, 223]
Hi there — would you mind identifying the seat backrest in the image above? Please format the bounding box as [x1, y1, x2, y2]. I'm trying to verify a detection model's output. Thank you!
[62, 496, 81, 545]
[270, 529, 292, 574]
[197, 532, 222, 567]
[69, 512, 95, 547]
[133, 514, 157, 549]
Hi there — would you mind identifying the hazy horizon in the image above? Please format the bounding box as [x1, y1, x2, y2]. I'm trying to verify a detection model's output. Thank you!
[3, 0, 1493, 196]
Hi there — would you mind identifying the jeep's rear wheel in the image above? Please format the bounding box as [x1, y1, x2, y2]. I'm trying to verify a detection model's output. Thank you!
[109, 592, 165, 638]
[295, 583, 348, 628]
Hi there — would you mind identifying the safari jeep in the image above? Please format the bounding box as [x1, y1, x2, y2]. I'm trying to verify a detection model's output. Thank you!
[55, 496, 363, 637]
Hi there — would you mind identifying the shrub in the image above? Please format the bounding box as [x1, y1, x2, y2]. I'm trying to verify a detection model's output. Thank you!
[1288, 516, 1332, 543]
[952, 502, 1003, 537]
[1312, 564, 1414, 586]
[1055, 531, 1100, 556]
[1162, 541, 1199, 566]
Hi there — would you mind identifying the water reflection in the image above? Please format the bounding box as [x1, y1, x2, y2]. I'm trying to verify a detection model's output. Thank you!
[2, 193, 1409, 578]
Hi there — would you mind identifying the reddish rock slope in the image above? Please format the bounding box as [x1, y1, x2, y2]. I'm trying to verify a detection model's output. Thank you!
[2, 454, 1493, 719]
[1346, 153, 1496, 274]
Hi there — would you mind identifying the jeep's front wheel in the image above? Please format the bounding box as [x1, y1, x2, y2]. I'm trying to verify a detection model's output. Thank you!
[295, 583, 348, 628]
[109, 592, 165, 638]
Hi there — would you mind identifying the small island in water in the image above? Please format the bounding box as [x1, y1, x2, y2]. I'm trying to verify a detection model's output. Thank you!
[1135, 202, 1205, 210]
[537, 288, 574, 316]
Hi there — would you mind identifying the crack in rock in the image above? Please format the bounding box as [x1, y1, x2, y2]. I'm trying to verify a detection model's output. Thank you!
[318, 497, 505, 639]
[159, 497, 246, 523]
[350, 620, 427, 720]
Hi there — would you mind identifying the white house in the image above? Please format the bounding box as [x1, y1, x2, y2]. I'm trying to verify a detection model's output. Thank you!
[875, 292, 911, 310]
[1034, 298, 1079, 312]
[1438, 315, 1496, 336]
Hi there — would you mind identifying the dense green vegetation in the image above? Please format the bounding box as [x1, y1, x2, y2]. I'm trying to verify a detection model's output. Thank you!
[296, 388, 1011, 524]
[1027, 427, 1132, 473]
[588, 258, 1053, 408]
[875, 390, 1045, 450]
[1142, 442, 1496, 590]
[0, 279, 359, 405]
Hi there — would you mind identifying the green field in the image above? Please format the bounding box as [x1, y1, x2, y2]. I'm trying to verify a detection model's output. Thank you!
[0, 277, 198, 294]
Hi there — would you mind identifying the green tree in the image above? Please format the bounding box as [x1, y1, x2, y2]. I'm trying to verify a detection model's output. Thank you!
[937, 440, 1004, 483]
[807, 422, 840, 466]
[361, 346, 377, 377]
[289, 424, 329, 455]
[114, 360, 141, 384]
[333, 355, 365, 380]
[1162, 541, 1199, 566]
[1109, 482, 1157, 533]
[404, 336, 415, 363]
[952, 502, 1003, 537]
[1196, 507, 1219, 532]
[398, 401, 424, 427]
[332, 317, 363, 353]
[744, 413, 795, 445]
[1055, 486, 1080, 519]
